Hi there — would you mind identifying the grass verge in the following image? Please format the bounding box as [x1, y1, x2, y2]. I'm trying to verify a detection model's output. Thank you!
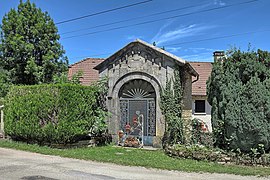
[0, 140, 269, 177]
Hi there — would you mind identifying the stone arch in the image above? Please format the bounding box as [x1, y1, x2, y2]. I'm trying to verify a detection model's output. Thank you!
[118, 79, 156, 99]
[109, 72, 164, 146]
[110, 71, 161, 100]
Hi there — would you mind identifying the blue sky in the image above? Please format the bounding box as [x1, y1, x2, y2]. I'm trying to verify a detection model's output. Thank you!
[1, 0, 270, 64]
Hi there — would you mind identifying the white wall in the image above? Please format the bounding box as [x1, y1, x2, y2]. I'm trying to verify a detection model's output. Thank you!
[191, 96, 212, 132]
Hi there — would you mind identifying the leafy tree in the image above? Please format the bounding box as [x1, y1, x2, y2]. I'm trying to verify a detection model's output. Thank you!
[207, 48, 270, 152]
[52, 71, 83, 85]
[0, 0, 68, 85]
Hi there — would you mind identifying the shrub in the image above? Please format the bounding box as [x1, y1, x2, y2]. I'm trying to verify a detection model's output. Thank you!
[166, 144, 223, 162]
[166, 144, 270, 166]
[191, 118, 213, 147]
[4, 84, 107, 144]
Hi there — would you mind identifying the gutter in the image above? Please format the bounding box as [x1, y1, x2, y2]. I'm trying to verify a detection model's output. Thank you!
[185, 63, 199, 83]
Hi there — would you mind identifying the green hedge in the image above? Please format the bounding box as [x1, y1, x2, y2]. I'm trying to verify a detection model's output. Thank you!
[4, 84, 107, 144]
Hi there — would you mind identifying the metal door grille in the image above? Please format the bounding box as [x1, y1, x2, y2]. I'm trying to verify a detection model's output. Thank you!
[120, 99, 156, 136]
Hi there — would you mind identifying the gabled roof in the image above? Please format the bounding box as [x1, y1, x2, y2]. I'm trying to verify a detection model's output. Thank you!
[190, 62, 212, 96]
[94, 39, 198, 77]
[69, 57, 105, 68]
[68, 58, 104, 85]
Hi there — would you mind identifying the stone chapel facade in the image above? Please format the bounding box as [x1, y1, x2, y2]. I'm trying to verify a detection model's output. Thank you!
[94, 39, 198, 147]
[69, 39, 199, 147]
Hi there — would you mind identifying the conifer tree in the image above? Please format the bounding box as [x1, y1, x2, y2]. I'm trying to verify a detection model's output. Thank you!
[207, 48, 270, 152]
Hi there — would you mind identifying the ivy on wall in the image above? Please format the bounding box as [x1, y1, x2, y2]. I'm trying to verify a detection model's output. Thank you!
[161, 66, 184, 145]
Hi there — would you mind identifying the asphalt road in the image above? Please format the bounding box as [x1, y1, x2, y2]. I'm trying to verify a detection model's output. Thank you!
[0, 147, 269, 180]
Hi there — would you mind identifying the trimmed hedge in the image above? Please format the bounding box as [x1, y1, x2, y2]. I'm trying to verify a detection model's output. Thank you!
[4, 84, 107, 144]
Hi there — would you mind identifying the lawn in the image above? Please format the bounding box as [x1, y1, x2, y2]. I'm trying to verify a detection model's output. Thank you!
[0, 140, 270, 177]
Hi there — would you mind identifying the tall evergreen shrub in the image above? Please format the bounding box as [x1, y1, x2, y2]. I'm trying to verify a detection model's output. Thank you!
[207, 48, 270, 152]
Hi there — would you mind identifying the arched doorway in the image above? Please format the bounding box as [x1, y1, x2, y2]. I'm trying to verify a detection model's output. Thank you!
[119, 79, 156, 145]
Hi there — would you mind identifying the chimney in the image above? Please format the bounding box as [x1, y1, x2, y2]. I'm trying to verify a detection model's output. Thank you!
[213, 51, 225, 62]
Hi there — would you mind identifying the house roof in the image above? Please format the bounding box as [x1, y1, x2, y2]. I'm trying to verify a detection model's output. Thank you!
[94, 39, 198, 77]
[190, 62, 212, 96]
[68, 58, 104, 85]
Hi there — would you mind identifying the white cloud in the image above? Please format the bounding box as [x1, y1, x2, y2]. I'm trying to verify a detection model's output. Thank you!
[165, 47, 215, 61]
[151, 20, 174, 44]
[151, 24, 215, 46]
[214, 0, 226, 6]
[166, 47, 182, 53]
[185, 47, 215, 53]
[181, 52, 213, 62]
[166, 47, 214, 54]
[126, 35, 144, 41]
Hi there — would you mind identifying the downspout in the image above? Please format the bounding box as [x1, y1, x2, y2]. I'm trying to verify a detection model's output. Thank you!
[185, 63, 199, 83]
[192, 75, 199, 83]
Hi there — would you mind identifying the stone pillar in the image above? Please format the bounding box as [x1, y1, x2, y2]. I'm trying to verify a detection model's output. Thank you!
[182, 109, 192, 144]
[0, 106, 4, 139]
[182, 72, 193, 144]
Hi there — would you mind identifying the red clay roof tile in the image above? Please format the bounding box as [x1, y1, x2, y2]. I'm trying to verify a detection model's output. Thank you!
[68, 58, 104, 86]
[190, 62, 212, 96]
